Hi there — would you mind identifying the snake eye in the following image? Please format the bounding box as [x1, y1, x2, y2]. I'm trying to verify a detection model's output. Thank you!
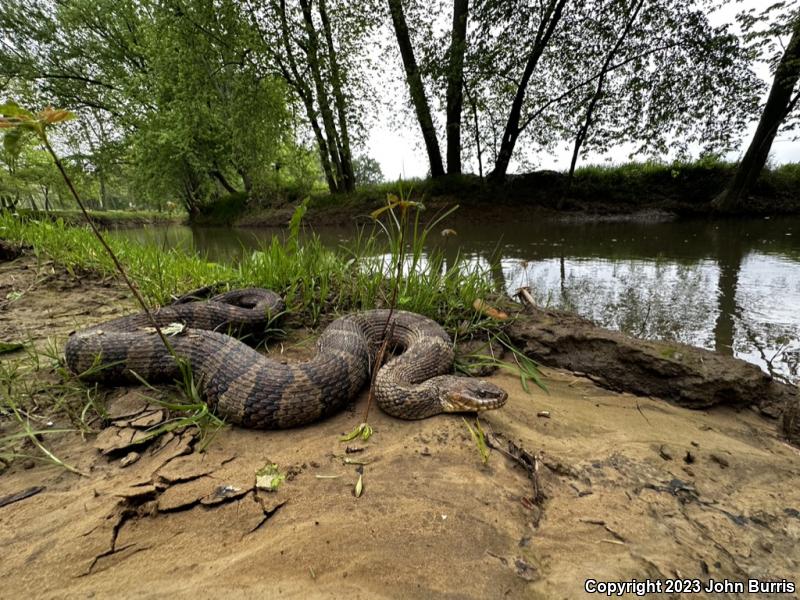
[477, 389, 487, 398]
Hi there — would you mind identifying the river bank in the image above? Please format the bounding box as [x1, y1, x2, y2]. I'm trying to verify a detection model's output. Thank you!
[17, 208, 184, 229]
[203, 162, 800, 227]
[1, 250, 799, 598]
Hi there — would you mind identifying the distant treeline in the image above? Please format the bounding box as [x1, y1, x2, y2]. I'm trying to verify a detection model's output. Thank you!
[0, 0, 798, 216]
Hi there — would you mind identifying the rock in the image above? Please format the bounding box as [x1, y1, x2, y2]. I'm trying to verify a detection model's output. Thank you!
[709, 454, 730, 469]
[536, 411, 551, 418]
[93, 426, 151, 455]
[119, 452, 140, 468]
[781, 396, 800, 447]
[658, 445, 673, 461]
[506, 305, 798, 418]
[106, 392, 151, 421]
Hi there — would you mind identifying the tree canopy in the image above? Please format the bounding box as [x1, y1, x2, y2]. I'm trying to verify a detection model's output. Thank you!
[0, 0, 795, 212]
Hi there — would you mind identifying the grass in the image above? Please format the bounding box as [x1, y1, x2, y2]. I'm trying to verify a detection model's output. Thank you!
[0, 210, 500, 330]
[16, 208, 182, 227]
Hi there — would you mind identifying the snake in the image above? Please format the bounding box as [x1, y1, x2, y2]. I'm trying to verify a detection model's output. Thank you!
[65, 289, 508, 429]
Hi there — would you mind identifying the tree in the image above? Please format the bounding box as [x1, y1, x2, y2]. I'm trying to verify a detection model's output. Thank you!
[463, 0, 760, 183]
[248, 0, 372, 194]
[353, 155, 384, 185]
[445, 0, 469, 174]
[388, 0, 445, 177]
[484, 0, 569, 184]
[1, 0, 293, 213]
[715, 6, 800, 211]
[567, 0, 644, 179]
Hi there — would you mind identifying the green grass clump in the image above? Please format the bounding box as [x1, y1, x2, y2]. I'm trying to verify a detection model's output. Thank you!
[0, 207, 498, 332]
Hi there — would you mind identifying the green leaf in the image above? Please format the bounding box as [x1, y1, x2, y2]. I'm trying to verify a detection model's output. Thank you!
[255, 463, 286, 492]
[463, 418, 490, 465]
[0, 101, 35, 120]
[340, 422, 373, 442]
[3, 127, 26, 158]
[0, 341, 24, 354]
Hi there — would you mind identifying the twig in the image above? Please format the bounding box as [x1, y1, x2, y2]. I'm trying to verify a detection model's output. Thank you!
[40, 135, 176, 359]
[516, 286, 537, 310]
[362, 200, 409, 422]
[363, 321, 395, 423]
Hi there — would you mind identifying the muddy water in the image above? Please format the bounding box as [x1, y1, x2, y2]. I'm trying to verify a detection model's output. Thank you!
[115, 215, 800, 382]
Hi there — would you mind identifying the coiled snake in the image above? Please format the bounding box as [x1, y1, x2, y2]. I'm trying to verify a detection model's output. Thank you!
[65, 289, 507, 428]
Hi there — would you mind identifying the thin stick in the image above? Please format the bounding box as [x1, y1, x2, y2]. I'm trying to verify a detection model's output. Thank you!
[362, 204, 408, 422]
[363, 320, 395, 423]
[516, 286, 537, 311]
[41, 135, 176, 358]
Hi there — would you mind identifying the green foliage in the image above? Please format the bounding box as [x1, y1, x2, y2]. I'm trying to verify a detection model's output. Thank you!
[0, 0, 301, 213]
[353, 155, 385, 186]
[0, 212, 500, 336]
[463, 417, 490, 465]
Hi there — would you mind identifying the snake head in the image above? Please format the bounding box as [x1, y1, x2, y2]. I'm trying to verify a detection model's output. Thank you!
[441, 377, 508, 413]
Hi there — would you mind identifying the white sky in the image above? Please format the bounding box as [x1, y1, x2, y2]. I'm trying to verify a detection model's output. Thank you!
[367, 0, 800, 180]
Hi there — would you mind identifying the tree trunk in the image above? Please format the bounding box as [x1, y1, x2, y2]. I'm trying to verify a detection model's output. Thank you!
[318, 0, 356, 192]
[388, 0, 445, 178]
[238, 168, 254, 196]
[299, 0, 346, 190]
[568, 0, 643, 180]
[277, 0, 338, 193]
[445, 0, 468, 175]
[98, 170, 108, 209]
[714, 19, 800, 211]
[181, 167, 202, 217]
[488, 0, 569, 184]
[211, 169, 239, 195]
[464, 79, 483, 178]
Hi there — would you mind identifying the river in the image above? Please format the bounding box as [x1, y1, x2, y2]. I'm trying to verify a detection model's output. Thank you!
[115, 215, 800, 383]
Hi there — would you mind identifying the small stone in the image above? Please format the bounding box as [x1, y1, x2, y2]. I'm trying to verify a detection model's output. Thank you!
[22, 459, 36, 470]
[514, 557, 538, 582]
[709, 454, 729, 469]
[421, 447, 431, 456]
[761, 540, 773, 553]
[129, 409, 165, 428]
[120, 452, 140, 468]
[106, 392, 150, 420]
[683, 451, 695, 464]
[536, 411, 550, 418]
[658, 445, 673, 460]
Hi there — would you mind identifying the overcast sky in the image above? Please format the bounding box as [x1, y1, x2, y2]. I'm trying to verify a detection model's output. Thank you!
[367, 0, 800, 180]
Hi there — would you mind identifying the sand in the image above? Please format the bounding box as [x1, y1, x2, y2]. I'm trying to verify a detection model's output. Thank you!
[1, 253, 798, 599]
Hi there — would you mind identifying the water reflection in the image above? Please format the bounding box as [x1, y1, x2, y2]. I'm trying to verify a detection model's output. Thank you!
[115, 216, 800, 382]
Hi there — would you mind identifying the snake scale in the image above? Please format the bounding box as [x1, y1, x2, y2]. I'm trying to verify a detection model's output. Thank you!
[65, 289, 507, 428]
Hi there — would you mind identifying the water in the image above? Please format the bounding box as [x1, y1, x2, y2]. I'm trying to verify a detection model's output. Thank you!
[116, 215, 800, 382]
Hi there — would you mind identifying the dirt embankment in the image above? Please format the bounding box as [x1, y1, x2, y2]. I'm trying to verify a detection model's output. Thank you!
[1, 253, 799, 599]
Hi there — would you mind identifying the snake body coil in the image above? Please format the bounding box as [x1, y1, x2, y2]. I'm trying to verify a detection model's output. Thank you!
[65, 289, 507, 428]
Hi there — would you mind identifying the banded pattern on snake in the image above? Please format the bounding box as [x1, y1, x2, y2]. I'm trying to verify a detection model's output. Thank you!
[65, 288, 507, 429]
